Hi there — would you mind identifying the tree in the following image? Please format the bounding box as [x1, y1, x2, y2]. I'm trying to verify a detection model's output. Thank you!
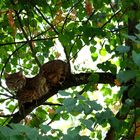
[0, 0, 140, 139]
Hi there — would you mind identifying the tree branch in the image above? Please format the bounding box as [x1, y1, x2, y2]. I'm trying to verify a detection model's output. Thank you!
[8, 72, 116, 124]
[101, 9, 122, 29]
[0, 43, 27, 85]
[43, 102, 62, 106]
[34, 6, 59, 35]
[13, 9, 41, 68]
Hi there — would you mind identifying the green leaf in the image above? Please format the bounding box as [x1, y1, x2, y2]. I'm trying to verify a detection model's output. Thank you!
[116, 45, 130, 53]
[136, 23, 140, 31]
[40, 125, 51, 133]
[0, 126, 13, 137]
[80, 119, 93, 131]
[87, 100, 102, 111]
[105, 45, 112, 53]
[132, 50, 140, 67]
[63, 134, 82, 140]
[58, 90, 71, 96]
[30, 19, 37, 27]
[101, 87, 112, 96]
[10, 124, 38, 140]
[61, 113, 69, 120]
[135, 136, 140, 140]
[63, 135, 73, 140]
[73, 104, 83, 114]
[5, 63, 11, 73]
[97, 61, 117, 74]
[91, 52, 98, 61]
[67, 126, 81, 137]
[63, 98, 77, 112]
[127, 35, 137, 42]
[109, 117, 121, 132]
[119, 99, 134, 116]
[35, 107, 47, 120]
[100, 48, 107, 56]
[117, 70, 136, 83]
[97, 63, 108, 72]
[83, 104, 93, 115]
[63, 98, 77, 107]
[128, 83, 140, 99]
[90, 46, 96, 53]
[95, 109, 113, 124]
[59, 32, 72, 46]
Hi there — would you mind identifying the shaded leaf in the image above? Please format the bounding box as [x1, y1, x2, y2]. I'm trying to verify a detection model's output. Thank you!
[116, 45, 130, 53]
[132, 51, 140, 67]
[117, 70, 136, 83]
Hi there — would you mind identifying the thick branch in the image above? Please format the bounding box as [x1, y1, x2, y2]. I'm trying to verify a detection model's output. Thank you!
[8, 72, 115, 124]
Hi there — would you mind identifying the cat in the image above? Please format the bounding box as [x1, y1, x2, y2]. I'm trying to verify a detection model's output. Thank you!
[5, 59, 70, 113]
[39, 59, 70, 87]
[5, 71, 48, 98]
[5, 71, 26, 91]
[5, 71, 49, 113]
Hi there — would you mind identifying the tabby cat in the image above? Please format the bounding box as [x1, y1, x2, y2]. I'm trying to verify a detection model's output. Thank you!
[5, 71, 48, 113]
[5, 71, 26, 91]
[5, 60, 70, 113]
[39, 60, 70, 87]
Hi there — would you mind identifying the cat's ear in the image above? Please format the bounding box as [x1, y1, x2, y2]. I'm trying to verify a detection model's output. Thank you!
[4, 73, 10, 79]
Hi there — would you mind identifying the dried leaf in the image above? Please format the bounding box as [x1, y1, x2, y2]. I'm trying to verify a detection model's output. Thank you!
[135, 122, 140, 137]
[114, 79, 121, 86]
[7, 10, 15, 28]
[85, 0, 93, 16]
[70, 9, 77, 20]
[53, 9, 64, 25]
[48, 108, 56, 115]
[7, 9, 17, 36]
[55, 52, 61, 58]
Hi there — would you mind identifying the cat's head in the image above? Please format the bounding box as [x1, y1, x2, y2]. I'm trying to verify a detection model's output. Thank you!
[5, 71, 26, 91]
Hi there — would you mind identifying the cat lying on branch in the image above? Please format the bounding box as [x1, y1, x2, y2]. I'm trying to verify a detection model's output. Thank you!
[5, 60, 70, 114]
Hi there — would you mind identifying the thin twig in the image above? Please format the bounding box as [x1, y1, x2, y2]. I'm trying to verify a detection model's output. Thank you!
[0, 85, 15, 96]
[0, 92, 15, 98]
[85, 10, 96, 24]
[61, 0, 82, 33]
[110, 4, 122, 44]
[0, 114, 14, 118]
[0, 42, 27, 85]
[43, 102, 62, 106]
[34, 6, 59, 35]
[0, 40, 26, 46]
[101, 9, 122, 29]
[14, 9, 41, 68]
[2, 105, 17, 126]
[47, 114, 58, 125]
[0, 98, 11, 103]
[0, 36, 58, 47]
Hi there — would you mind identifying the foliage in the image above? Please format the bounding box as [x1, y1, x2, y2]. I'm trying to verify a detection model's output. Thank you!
[0, 0, 140, 139]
